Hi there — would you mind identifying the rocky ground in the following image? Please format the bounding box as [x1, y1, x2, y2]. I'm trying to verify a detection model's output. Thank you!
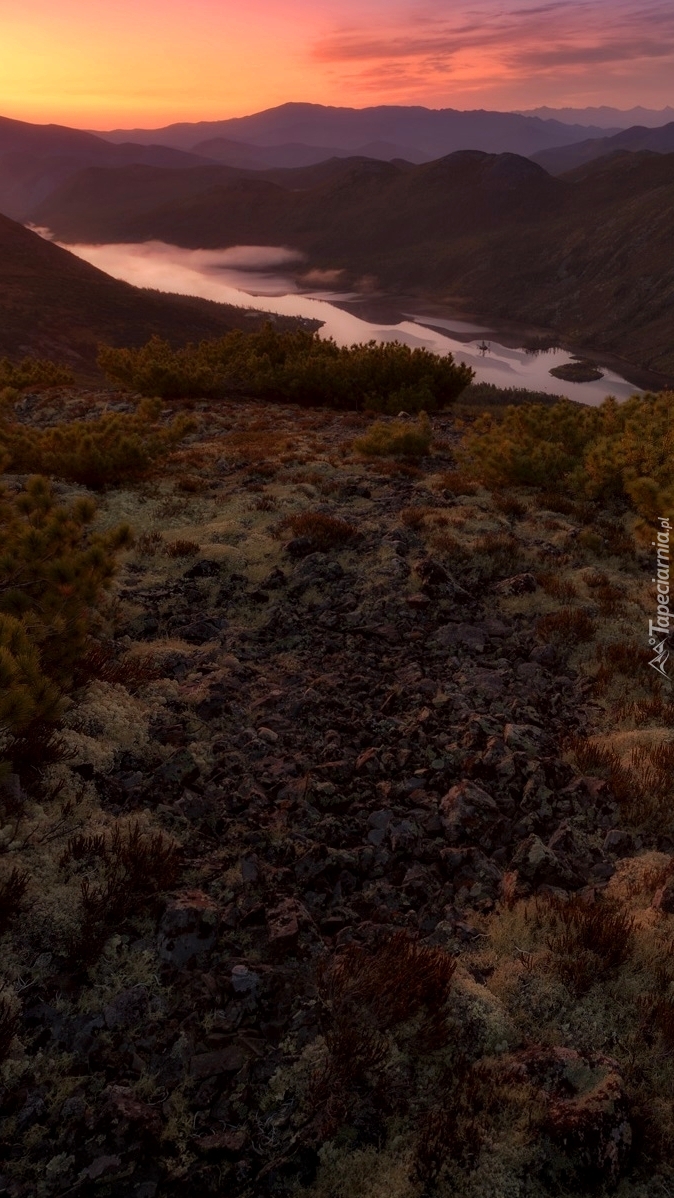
[1, 391, 674, 1198]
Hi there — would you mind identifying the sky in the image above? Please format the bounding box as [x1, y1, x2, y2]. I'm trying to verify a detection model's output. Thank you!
[0, 0, 672, 128]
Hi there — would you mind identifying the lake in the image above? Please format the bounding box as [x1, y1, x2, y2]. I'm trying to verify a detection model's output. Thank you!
[56, 238, 645, 406]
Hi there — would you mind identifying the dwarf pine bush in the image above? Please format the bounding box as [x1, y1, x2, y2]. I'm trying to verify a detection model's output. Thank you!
[0, 357, 74, 391]
[0, 397, 193, 489]
[98, 326, 473, 410]
[0, 477, 131, 763]
[460, 392, 674, 524]
[353, 413, 433, 457]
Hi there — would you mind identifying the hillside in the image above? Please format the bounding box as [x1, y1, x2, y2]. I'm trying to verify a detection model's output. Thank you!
[2, 379, 674, 1197]
[0, 115, 215, 219]
[96, 100, 616, 156]
[34, 149, 674, 376]
[532, 121, 674, 174]
[0, 214, 306, 371]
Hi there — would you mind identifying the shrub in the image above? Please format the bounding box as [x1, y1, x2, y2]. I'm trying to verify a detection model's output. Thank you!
[459, 391, 674, 525]
[62, 819, 181, 966]
[0, 397, 192, 489]
[0, 477, 131, 684]
[310, 932, 456, 1136]
[164, 539, 201, 558]
[353, 414, 432, 457]
[546, 895, 634, 994]
[537, 607, 596, 643]
[99, 326, 473, 411]
[0, 357, 74, 391]
[439, 470, 479, 496]
[0, 477, 131, 770]
[277, 511, 357, 551]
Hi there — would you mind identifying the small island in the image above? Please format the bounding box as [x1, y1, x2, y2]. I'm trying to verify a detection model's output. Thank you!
[549, 358, 605, 382]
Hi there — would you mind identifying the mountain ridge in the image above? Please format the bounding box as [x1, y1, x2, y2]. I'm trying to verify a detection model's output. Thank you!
[532, 121, 674, 174]
[32, 148, 674, 377]
[93, 101, 620, 156]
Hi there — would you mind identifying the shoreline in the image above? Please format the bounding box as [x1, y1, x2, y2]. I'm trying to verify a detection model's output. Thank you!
[332, 291, 674, 395]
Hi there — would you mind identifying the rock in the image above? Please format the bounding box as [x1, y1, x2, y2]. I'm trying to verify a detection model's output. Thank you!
[266, 898, 301, 955]
[157, 890, 219, 966]
[415, 558, 450, 588]
[261, 566, 287, 589]
[104, 984, 150, 1030]
[177, 618, 226, 644]
[190, 1044, 249, 1079]
[153, 750, 200, 791]
[493, 572, 537, 596]
[105, 1086, 162, 1138]
[196, 1128, 249, 1155]
[406, 593, 430, 609]
[501, 1046, 631, 1185]
[511, 835, 579, 891]
[81, 1156, 122, 1181]
[284, 536, 315, 558]
[603, 829, 634, 856]
[182, 559, 222, 579]
[440, 780, 498, 844]
[433, 623, 486, 652]
[231, 965, 260, 995]
[503, 723, 548, 755]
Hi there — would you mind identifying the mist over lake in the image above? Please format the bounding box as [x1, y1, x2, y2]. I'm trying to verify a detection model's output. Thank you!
[57, 236, 643, 406]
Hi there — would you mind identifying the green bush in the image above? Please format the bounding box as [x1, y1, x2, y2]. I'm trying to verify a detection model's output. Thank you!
[0, 477, 131, 756]
[353, 414, 433, 457]
[459, 391, 674, 523]
[0, 397, 193, 488]
[98, 326, 473, 411]
[0, 357, 74, 391]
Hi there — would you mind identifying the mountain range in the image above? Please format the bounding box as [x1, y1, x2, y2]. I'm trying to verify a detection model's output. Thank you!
[532, 122, 674, 174]
[4, 104, 674, 224]
[0, 115, 215, 220]
[96, 101, 619, 156]
[518, 105, 674, 129]
[32, 149, 674, 377]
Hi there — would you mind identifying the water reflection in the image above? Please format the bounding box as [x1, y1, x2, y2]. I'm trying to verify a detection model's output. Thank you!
[56, 238, 643, 407]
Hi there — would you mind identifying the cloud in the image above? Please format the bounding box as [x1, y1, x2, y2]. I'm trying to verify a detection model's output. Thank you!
[311, 0, 674, 94]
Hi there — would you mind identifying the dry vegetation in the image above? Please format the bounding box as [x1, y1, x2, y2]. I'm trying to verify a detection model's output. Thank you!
[0, 362, 673, 1198]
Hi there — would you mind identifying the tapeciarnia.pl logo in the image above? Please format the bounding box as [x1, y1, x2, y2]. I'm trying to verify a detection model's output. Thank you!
[649, 516, 671, 682]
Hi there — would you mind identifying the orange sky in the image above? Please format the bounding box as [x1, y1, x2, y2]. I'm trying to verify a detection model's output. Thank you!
[1, 0, 672, 127]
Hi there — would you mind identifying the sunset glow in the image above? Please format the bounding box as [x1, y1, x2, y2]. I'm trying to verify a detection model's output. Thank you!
[0, 0, 672, 127]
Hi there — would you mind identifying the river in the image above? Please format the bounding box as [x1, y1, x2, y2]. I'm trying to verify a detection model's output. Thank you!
[54, 238, 645, 406]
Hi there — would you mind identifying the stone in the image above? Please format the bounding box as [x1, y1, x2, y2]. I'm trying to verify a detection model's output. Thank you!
[440, 780, 498, 844]
[603, 829, 634, 856]
[104, 984, 150, 1030]
[190, 1044, 249, 1078]
[105, 1086, 162, 1137]
[433, 623, 486, 652]
[157, 890, 219, 967]
[178, 619, 226, 644]
[231, 965, 260, 995]
[154, 750, 200, 791]
[82, 1156, 122, 1182]
[182, 559, 222, 579]
[493, 572, 537, 596]
[266, 898, 300, 954]
[511, 834, 580, 890]
[196, 1128, 249, 1155]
